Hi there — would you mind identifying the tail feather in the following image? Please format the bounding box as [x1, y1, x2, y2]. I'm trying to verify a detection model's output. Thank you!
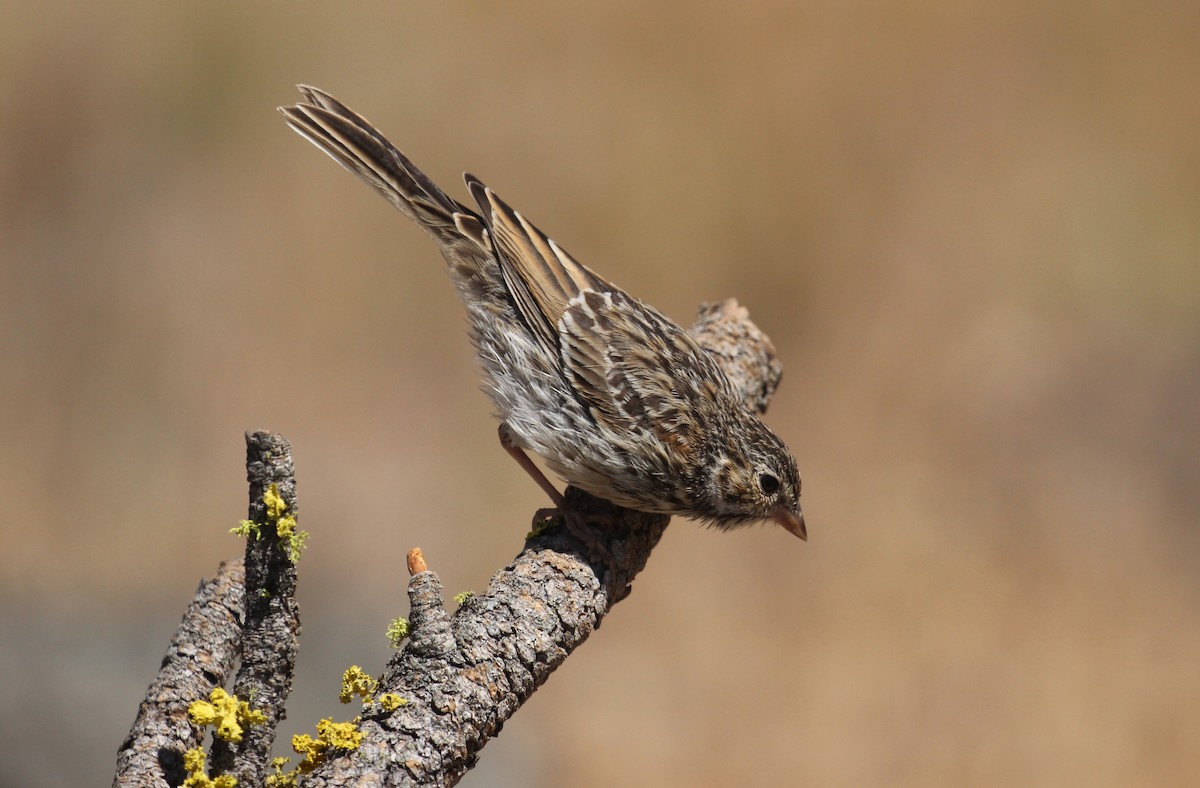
[280, 86, 473, 246]
[281, 87, 617, 356]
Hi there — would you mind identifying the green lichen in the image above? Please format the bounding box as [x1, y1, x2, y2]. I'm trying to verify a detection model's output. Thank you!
[386, 617, 410, 648]
[230, 520, 261, 539]
[453, 590, 476, 605]
[526, 512, 562, 539]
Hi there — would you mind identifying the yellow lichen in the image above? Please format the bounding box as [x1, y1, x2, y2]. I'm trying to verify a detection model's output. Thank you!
[275, 513, 308, 562]
[290, 718, 364, 774]
[453, 590, 475, 605]
[263, 484, 288, 520]
[265, 756, 297, 788]
[339, 665, 379, 705]
[317, 718, 364, 749]
[240, 701, 267, 727]
[264, 668, 386, 785]
[377, 693, 408, 712]
[181, 747, 238, 788]
[187, 688, 266, 744]
[233, 483, 309, 561]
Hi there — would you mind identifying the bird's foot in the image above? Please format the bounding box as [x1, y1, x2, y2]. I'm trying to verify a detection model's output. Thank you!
[528, 505, 614, 564]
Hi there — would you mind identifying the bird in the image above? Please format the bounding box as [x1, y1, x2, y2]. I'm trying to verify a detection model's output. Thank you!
[280, 86, 805, 541]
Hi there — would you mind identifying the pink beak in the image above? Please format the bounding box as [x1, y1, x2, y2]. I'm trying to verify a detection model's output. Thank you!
[774, 507, 807, 541]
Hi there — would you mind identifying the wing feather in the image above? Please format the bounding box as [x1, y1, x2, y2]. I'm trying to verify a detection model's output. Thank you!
[560, 290, 717, 463]
[465, 175, 610, 352]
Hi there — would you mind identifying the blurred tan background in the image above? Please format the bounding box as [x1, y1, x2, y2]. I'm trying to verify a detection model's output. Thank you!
[3, 1, 1198, 785]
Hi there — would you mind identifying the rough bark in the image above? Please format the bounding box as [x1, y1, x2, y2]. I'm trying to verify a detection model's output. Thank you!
[210, 433, 303, 784]
[113, 559, 246, 787]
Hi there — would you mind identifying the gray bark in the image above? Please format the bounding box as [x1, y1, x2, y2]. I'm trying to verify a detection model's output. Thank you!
[113, 559, 246, 787]
[210, 432, 303, 785]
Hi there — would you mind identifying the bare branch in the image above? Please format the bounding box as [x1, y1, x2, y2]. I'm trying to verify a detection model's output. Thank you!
[210, 432, 303, 785]
[113, 559, 245, 788]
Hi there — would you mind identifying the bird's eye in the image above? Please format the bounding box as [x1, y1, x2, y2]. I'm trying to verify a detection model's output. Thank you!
[758, 473, 780, 495]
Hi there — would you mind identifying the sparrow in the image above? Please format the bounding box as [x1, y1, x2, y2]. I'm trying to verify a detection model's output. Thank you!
[280, 86, 805, 540]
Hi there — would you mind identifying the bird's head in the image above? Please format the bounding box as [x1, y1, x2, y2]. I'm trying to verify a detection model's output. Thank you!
[701, 421, 805, 540]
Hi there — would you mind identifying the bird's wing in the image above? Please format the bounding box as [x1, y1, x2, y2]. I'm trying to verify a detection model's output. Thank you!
[559, 289, 718, 463]
[465, 176, 610, 353]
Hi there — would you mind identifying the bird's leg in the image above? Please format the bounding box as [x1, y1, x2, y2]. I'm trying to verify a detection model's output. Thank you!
[497, 424, 613, 562]
[498, 423, 566, 508]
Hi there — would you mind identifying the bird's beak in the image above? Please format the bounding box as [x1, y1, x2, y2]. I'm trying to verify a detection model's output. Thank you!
[773, 507, 807, 541]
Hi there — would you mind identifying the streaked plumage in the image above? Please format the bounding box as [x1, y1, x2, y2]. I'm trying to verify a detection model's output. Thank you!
[280, 86, 805, 539]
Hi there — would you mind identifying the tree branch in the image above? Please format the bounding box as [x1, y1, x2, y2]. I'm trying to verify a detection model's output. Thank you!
[210, 432, 302, 785]
[113, 559, 245, 787]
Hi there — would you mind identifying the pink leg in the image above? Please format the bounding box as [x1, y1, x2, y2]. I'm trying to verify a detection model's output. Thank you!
[498, 424, 564, 507]
[497, 424, 612, 562]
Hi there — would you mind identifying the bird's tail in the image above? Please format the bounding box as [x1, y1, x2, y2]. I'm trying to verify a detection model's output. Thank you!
[280, 85, 491, 252]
